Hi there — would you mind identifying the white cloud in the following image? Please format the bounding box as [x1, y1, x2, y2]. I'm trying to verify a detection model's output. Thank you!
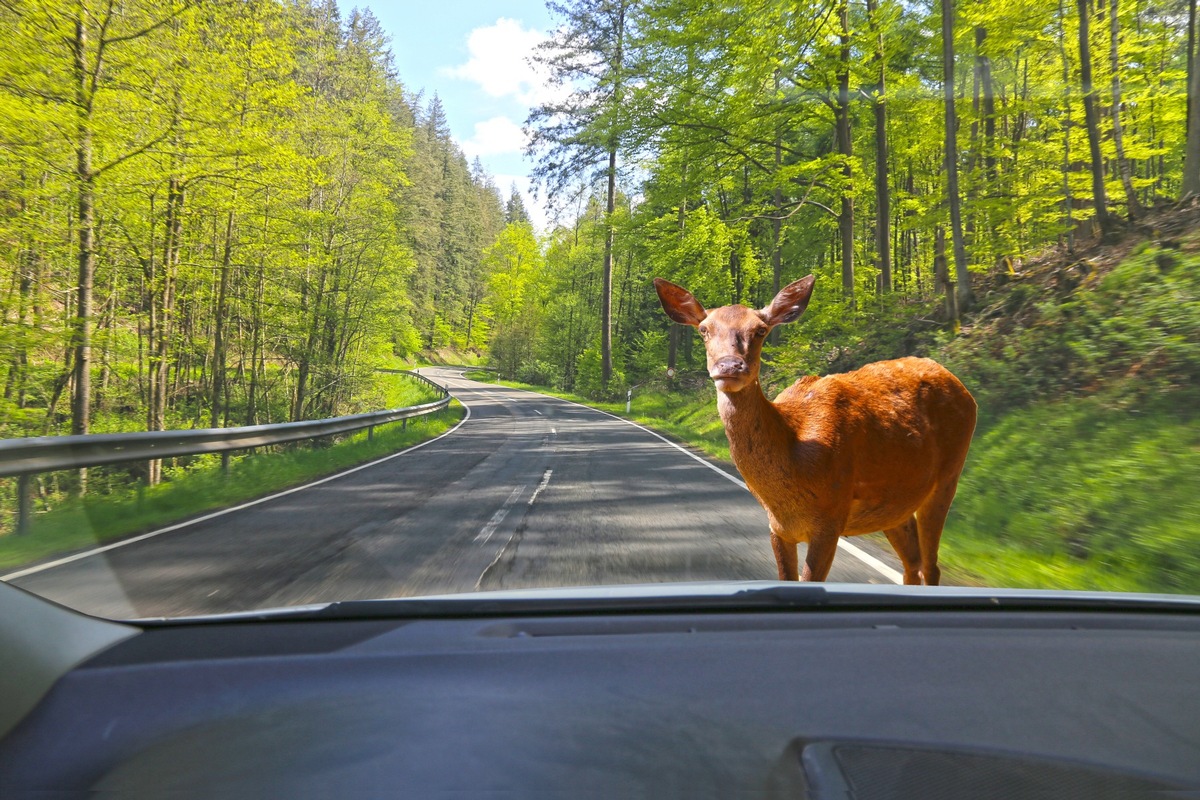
[442, 18, 557, 106]
[460, 116, 529, 159]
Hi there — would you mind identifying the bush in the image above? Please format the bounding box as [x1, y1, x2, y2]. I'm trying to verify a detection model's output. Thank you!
[629, 330, 668, 382]
[574, 347, 626, 400]
[517, 359, 559, 387]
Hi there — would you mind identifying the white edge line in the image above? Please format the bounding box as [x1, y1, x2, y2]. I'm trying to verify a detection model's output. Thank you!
[1, 399, 473, 582]
[830, 539, 904, 584]
[510, 387, 902, 586]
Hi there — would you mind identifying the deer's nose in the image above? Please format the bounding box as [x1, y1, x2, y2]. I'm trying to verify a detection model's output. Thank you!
[710, 356, 748, 378]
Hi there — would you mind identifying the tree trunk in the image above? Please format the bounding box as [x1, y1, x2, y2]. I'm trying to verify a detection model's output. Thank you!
[836, 0, 855, 302]
[1059, 0, 1076, 251]
[1076, 0, 1116, 233]
[772, 70, 784, 301]
[941, 0, 972, 311]
[975, 27, 997, 183]
[934, 227, 959, 330]
[867, 0, 892, 293]
[7, 187, 35, 410]
[600, 3, 627, 390]
[148, 176, 183, 486]
[602, 144, 616, 387]
[211, 206, 235, 427]
[1183, 0, 1200, 197]
[1187, 0, 1197, 147]
[1108, 0, 1144, 218]
[71, 12, 94, 438]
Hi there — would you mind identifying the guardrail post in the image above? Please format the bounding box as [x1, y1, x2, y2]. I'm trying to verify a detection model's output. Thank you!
[221, 451, 231, 476]
[368, 425, 374, 442]
[16, 473, 32, 536]
[402, 418, 408, 430]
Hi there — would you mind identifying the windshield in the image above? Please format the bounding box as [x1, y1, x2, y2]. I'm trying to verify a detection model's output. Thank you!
[0, 0, 1197, 620]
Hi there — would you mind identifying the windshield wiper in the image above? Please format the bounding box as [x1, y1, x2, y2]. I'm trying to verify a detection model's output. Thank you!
[133, 583, 1200, 626]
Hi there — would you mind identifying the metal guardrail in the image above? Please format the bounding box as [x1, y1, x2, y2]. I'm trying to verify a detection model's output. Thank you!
[1, 370, 452, 534]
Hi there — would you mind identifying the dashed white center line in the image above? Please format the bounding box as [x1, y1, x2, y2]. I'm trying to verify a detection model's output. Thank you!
[534, 409, 542, 415]
[527, 470, 553, 506]
[474, 485, 526, 543]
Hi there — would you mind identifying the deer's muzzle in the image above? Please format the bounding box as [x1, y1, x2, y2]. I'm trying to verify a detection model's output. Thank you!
[710, 356, 749, 379]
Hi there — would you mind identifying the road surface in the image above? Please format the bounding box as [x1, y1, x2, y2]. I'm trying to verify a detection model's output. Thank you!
[7, 368, 908, 618]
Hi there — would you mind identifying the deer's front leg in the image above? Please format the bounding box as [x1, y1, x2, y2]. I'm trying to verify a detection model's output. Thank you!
[770, 532, 799, 581]
[800, 533, 839, 582]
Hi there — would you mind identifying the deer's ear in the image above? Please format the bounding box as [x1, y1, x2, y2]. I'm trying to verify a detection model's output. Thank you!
[762, 275, 815, 326]
[653, 278, 708, 326]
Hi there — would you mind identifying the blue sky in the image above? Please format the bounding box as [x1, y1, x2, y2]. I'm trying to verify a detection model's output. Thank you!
[341, 1, 558, 228]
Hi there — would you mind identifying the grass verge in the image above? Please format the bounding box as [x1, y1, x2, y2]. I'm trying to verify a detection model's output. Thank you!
[942, 395, 1200, 595]
[0, 403, 464, 573]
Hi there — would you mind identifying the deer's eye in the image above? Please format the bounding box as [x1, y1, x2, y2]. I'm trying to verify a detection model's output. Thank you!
[698, 326, 709, 338]
[755, 327, 768, 338]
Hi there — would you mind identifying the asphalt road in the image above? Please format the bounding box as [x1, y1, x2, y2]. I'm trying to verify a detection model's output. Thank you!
[8, 368, 907, 618]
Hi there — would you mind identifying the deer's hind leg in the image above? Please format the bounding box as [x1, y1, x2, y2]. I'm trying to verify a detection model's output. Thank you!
[914, 479, 963, 586]
[771, 532, 799, 581]
[883, 518, 922, 585]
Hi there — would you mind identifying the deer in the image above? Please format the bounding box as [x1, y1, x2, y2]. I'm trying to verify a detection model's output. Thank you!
[653, 275, 977, 585]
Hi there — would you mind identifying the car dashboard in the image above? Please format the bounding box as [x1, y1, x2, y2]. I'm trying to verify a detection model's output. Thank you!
[1, 582, 1198, 798]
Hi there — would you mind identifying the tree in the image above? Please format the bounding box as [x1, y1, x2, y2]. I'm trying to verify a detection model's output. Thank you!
[866, 0, 891, 293]
[527, 0, 635, 390]
[1076, 0, 1115, 235]
[34, 2, 193, 436]
[941, 0, 972, 312]
[835, 0, 855, 301]
[506, 185, 531, 225]
[483, 222, 544, 378]
[1108, 0, 1143, 219]
[1184, 0, 1200, 198]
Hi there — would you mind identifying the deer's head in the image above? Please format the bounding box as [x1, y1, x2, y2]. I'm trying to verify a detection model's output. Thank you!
[653, 275, 816, 393]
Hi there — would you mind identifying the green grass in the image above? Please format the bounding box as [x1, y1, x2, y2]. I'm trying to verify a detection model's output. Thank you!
[0, 403, 464, 573]
[941, 395, 1200, 594]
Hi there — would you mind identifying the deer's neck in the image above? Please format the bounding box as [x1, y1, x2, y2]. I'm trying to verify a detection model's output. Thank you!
[716, 382, 790, 465]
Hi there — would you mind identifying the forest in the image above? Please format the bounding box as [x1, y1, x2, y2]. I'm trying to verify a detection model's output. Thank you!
[2, 0, 1195, 429]
[0, 0, 516, 453]
[513, 0, 1196, 396]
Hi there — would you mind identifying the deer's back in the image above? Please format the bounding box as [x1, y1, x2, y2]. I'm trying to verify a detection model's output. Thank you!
[772, 357, 975, 515]
[775, 357, 974, 439]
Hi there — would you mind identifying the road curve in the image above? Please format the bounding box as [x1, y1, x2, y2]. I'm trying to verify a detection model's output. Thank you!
[9, 368, 908, 618]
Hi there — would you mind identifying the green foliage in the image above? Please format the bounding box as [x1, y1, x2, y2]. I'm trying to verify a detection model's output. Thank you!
[0, 0, 505, 440]
[639, 207, 741, 304]
[630, 329, 668, 377]
[766, 292, 944, 391]
[483, 221, 544, 379]
[943, 395, 1200, 593]
[939, 243, 1200, 420]
[575, 346, 626, 400]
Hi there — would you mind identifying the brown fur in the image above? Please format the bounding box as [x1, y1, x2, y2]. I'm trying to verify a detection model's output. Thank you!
[654, 276, 977, 584]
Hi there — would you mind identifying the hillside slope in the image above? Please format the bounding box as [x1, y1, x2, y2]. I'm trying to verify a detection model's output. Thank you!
[932, 205, 1200, 593]
[629, 205, 1200, 593]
